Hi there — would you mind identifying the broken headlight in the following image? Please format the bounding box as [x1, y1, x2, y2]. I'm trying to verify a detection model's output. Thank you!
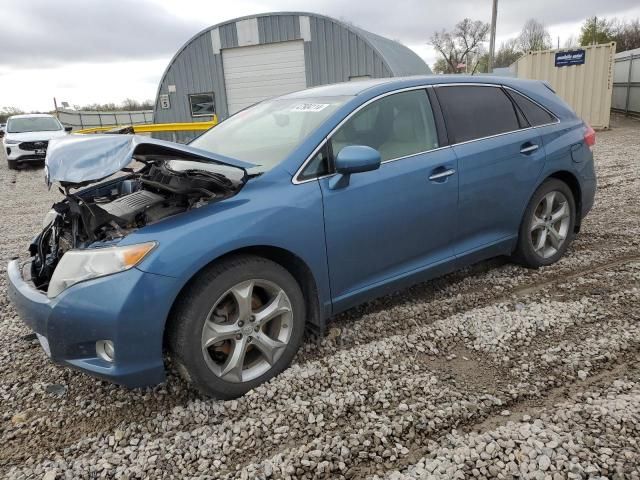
[42, 209, 59, 229]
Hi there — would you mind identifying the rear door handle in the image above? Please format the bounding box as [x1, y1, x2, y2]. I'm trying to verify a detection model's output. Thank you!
[520, 143, 539, 154]
[428, 168, 456, 181]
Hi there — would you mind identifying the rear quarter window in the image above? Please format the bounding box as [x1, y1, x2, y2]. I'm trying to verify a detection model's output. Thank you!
[435, 85, 521, 143]
[507, 89, 557, 126]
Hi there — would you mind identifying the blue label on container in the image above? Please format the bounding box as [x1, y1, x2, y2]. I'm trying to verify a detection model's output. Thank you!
[555, 49, 586, 67]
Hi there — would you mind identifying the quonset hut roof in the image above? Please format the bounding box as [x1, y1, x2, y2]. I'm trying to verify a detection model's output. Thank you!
[153, 12, 431, 140]
[347, 24, 431, 76]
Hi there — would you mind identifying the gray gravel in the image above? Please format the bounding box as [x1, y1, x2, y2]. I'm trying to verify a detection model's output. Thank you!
[1, 115, 639, 479]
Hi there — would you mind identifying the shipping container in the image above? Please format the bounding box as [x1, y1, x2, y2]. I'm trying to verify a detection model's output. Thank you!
[512, 43, 616, 129]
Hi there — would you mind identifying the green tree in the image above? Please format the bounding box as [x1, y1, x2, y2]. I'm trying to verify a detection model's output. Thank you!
[432, 58, 450, 74]
[476, 53, 489, 73]
[494, 39, 522, 67]
[579, 17, 616, 46]
[474, 38, 522, 73]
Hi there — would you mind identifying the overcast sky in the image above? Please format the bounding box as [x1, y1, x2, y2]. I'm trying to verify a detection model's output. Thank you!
[1, 0, 639, 112]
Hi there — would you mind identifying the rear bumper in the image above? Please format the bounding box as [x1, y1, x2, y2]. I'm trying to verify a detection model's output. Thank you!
[7, 259, 179, 388]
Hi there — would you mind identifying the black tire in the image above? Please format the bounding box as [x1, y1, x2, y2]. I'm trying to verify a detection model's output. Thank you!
[7, 160, 17, 170]
[168, 254, 306, 399]
[514, 178, 576, 268]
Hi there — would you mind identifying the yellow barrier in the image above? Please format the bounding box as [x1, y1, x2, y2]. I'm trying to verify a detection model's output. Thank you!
[73, 117, 218, 135]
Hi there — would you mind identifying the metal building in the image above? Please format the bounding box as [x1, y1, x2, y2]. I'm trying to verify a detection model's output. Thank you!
[153, 12, 431, 141]
[612, 47, 640, 116]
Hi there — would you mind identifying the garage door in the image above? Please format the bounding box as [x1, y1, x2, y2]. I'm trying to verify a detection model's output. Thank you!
[222, 40, 307, 115]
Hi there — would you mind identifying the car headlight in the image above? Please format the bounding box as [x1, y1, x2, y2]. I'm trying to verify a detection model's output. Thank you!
[4, 139, 20, 145]
[47, 241, 157, 298]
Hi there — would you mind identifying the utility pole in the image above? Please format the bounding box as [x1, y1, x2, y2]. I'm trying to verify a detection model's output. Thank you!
[488, 0, 498, 73]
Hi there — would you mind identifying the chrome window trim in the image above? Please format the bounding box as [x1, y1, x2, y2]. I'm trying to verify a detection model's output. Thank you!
[292, 83, 560, 185]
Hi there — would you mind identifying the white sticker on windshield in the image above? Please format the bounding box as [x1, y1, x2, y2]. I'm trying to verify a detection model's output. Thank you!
[290, 103, 330, 112]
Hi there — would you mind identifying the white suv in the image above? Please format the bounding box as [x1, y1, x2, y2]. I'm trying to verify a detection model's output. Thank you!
[3, 114, 71, 169]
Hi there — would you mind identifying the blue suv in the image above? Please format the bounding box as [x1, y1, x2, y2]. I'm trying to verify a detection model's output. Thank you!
[7, 76, 596, 398]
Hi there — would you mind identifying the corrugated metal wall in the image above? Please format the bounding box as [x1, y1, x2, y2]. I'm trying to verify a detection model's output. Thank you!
[153, 13, 412, 142]
[258, 15, 299, 42]
[304, 16, 390, 86]
[57, 109, 153, 129]
[153, 30, 223, 144]
[612, 49, 640, 115]
[514, 43, 616, 129]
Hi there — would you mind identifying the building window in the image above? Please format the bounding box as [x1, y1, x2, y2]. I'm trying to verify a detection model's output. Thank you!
[188, 93, 215, 117]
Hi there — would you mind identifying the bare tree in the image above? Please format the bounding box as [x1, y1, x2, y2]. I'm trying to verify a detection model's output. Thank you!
[430, 18, 490, 74]
[564, 35, 579, 48]
[614, 18, 640, 52]
[519, 19, 552, 52]
[74, 99, 154, 112]
[0, 106, 25, 123]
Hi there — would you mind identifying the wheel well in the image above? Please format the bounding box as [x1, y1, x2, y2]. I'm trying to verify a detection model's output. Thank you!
[165, 246, 324, 346]
[547, 171, 582, 232]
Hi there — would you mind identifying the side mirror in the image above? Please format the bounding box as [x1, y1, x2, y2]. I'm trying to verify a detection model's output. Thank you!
[330, 145, 381, 189]
[64, 126, 73, 133]
[335, 145, 381, 174]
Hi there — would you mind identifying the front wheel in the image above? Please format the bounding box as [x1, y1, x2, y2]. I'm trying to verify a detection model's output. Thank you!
[168, 255, 305, 399]
[514, 178, 576, 268]
[7, 160, 17, 170]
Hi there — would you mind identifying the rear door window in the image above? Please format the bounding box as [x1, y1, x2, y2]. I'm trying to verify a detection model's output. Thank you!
[507, 90, 557, 126]
[435, 85, 521, 143]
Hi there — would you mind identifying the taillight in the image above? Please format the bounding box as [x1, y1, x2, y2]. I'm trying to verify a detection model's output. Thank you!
[584, 124, 596, 150]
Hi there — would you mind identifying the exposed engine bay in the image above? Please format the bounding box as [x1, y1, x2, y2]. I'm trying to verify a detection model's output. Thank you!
[30, 157, 247, 291]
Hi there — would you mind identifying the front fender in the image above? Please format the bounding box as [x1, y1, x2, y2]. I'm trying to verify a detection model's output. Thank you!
[120, 175, 331, 318]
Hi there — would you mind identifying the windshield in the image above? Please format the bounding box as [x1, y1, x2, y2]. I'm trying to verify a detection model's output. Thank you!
[190, 96, 349, 173]
[7, 117, 62, 133]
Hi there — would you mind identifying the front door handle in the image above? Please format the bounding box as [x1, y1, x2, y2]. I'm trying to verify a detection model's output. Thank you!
[428, 168, 456, 181]
[520, 143, 539, 154]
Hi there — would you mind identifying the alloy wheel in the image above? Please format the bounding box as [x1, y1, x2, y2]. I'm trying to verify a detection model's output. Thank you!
[529, 190, 571, 259]
[201, 279, 293, 383]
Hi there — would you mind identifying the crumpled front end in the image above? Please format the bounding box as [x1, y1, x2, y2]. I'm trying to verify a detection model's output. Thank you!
[8, 134, 255, 386]
[32, 135, 249, 294]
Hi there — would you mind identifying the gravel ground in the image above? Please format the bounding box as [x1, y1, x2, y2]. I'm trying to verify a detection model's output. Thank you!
[1, 116, 639, 479]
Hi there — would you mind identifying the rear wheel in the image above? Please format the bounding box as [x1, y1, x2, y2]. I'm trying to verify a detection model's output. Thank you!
[168, 255, 305, 399]
[514, 178, 576, 268]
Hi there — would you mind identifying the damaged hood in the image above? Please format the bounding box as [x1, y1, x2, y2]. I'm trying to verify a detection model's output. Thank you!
[45, 134, 256, 187]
